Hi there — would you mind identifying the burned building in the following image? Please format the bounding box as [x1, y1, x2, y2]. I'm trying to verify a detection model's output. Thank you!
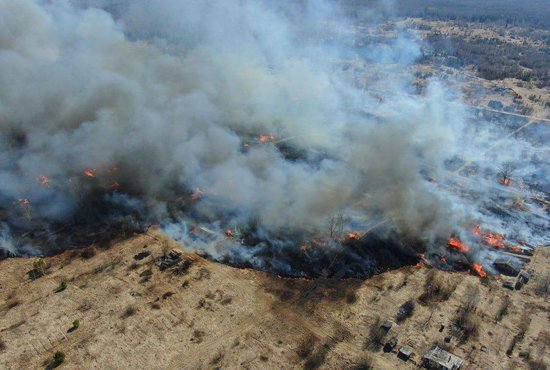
[493, 258, 522, 277]
[515, 270, 531, 290]
[398, 346, 413, 361]
[423, 346, 463, 370]
[156, 249, 182, 271]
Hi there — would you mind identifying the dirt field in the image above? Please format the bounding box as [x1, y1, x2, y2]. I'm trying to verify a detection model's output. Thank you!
[0, 228, 548, 369]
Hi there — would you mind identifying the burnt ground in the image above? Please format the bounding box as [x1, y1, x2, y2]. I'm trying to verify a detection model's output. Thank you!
[0, 228, 548, 369]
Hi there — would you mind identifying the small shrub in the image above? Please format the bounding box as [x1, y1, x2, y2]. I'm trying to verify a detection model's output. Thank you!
[121, 305, 136, 319]
[196, 298, 212, 310]
[162, 291, 174, 299]
[304, 352, 325, 370]
[80, 247, 96, 259]
[210, 351, 224, 365]
[0, 339, 6, 352]
[55, 281, 68, 293]
[52, 351, 65, 366]
[133, 251, 150, 261]
[527, 359, 548, 370]
[463, 284, 480, 313]
[93, 257, 122, 274]
[72, 319, 80, 330]
[191, 329, 206, 343]
[303, 342, 332, 370]
[29, 258, 50, 279]
[297, 335, 318, 359]
[506, 335, 519, 356]
[78, 300, 93, 312]
[6, 299, 20, 310]
[354, 355, 375, 370]
[172, 259, 193, 275]
[495, 295, 512, 322]
[364, 317, 385, 350]
[220, 297, 233, 305]
[139, 268, 153, 283]
[346, 291, 358, 304]
[453, 309, 481, 342]
[195, 267, 210, 281]
[518, 316, 530, 340]
[396, 300, 415, 323]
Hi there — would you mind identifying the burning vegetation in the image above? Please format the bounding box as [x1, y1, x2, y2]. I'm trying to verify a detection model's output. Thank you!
[0, 0, 547, 285]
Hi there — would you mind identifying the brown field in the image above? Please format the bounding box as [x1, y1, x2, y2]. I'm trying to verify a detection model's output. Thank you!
[0, 227, 548, 369]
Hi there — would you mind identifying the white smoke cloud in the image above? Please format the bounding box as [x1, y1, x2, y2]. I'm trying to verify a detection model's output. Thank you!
[3, 0, 523, 264]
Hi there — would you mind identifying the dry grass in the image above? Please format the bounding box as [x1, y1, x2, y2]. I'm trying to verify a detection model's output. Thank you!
[0, 229, 548, 369]
[418, 269, 457, 306]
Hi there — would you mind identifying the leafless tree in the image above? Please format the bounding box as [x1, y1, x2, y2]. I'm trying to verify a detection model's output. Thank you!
[498, 162, 516, 184]
[495, 295, 512, 322]
[327, 212, 346, 239]
[464, 284, 480, 313]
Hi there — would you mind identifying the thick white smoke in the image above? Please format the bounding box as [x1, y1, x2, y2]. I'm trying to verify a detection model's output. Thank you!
[0, 0, 480, 261]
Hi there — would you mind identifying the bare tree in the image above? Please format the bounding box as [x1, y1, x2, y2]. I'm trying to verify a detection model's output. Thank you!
[327, 212, 346, 239]
[498, 162, 516, 184]
[464, 284, 480, 313]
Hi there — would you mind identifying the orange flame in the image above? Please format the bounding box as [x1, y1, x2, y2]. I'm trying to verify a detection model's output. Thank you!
[473, 263, 487, 278]
[225, 229, 233, 237]
[472, 226, 508, 249]
[110, 182, 120, 189]
[259, 133, 276, 143]
[84, 168, 96, 178]
[347, 232, 361, 240]
[482, 232, 505, 249]
[447, 238, 470, 253]
[18, 198, 31, 208]
[311, 239, 327, 248]
[499, 178, 526, 189]
[36, 175, 52, 188]
[300, 244, 308, 253]
[190, 187, 204, 201]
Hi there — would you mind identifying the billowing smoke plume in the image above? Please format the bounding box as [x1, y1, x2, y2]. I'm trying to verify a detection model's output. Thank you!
[4, 0, 542, 276]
